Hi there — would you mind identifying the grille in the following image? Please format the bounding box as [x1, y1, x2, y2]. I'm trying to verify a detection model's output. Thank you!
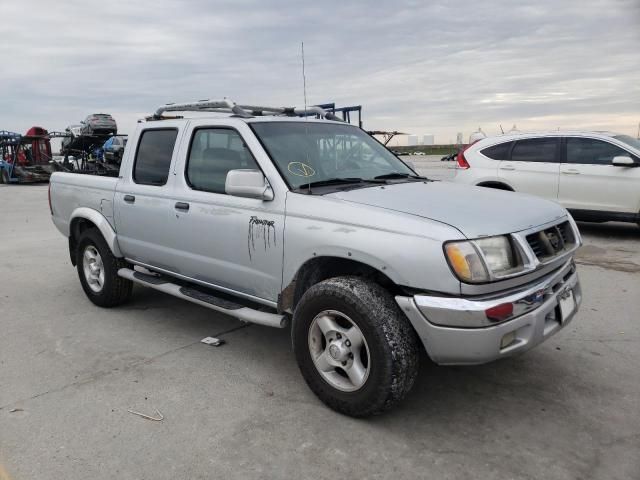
[526, 221, 575, 262]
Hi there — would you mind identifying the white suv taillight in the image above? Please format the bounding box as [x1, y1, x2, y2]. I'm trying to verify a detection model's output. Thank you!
[456, 146, 471, 169]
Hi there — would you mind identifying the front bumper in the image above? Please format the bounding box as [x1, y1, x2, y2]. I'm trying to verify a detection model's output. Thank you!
[396, 260, 581, 365]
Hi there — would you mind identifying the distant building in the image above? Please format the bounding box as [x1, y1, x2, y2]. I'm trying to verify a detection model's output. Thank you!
[407, 135, 419, 146]
[456, 132, 463, 145]
[422, 134, 434, 146]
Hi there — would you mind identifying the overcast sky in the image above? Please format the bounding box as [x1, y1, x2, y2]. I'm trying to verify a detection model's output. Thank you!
[1, 0, 639, 145]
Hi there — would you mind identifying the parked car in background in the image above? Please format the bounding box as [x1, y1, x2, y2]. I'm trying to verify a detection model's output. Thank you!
[80, 114, 117, 136]
[453, 131, 640, 226]
[61, 116, 118, 156]
[92, 146, 104, 161]
[103, 136, 127, 163]
[61, 125, 84, 154]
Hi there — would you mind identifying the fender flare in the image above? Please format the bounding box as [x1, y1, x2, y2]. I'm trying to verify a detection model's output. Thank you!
[70, 207, 123, 257]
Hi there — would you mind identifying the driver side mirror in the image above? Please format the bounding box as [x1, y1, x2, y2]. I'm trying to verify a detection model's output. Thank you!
[612, 155, 636, 167]
[225, 169, 274, 200]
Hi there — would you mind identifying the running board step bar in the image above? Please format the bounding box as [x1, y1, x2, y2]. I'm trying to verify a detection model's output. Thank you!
[118, 268, 287, 328]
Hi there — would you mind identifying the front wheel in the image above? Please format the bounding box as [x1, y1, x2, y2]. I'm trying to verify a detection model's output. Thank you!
[76, 228, 132, 307]
[292, 276, 420, 417]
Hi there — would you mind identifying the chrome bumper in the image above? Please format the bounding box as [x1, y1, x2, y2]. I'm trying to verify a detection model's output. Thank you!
[396, 260, 581, 365]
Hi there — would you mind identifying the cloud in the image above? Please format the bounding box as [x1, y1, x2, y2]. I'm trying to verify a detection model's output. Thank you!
[0, 0, 638, 144]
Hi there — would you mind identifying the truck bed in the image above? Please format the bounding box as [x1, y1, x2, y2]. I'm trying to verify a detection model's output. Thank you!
[50, 172, 119, 237]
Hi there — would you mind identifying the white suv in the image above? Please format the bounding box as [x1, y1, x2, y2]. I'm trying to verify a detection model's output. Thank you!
[453, 131, 640, 225]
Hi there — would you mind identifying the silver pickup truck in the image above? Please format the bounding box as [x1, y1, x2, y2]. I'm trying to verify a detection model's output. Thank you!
[50, 99, 582, 416]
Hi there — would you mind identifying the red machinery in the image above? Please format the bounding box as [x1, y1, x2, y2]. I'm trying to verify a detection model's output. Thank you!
[0, 127, 66, 183]
[25, 126, 53, 165]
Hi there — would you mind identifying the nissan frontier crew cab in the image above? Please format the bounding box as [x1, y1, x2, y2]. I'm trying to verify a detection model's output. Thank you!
[49, 99, 582, 417]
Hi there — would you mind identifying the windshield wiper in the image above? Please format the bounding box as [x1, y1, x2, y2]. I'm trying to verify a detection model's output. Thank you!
[373, 172, 427, 180]
[296, 177, 384, 190]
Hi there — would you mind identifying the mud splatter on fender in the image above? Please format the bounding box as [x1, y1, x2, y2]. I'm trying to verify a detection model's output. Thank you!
[248, 216, 276, 260]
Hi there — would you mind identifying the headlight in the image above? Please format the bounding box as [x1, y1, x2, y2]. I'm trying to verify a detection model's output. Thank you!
[445, 235, 524, 283]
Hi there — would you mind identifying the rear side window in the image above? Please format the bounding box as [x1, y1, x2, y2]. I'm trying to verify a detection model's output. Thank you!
[133, 129, 178, 185]
[186, 128, 258, 194]
[566, 137, 631, 165]
[511, 138, 558, 163]
[481, 141, 513, 160]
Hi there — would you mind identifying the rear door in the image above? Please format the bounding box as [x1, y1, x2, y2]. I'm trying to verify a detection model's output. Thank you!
[559, 137, 640, 213]
[498, 137, 561, 200]
[114, 124, 183, 270]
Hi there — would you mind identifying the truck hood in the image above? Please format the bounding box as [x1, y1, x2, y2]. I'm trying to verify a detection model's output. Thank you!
[328, 181, 568, 238]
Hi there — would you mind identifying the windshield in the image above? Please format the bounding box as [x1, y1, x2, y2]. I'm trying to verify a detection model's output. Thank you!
[613, 135, 640, 151]
[251, 122, 415, 189]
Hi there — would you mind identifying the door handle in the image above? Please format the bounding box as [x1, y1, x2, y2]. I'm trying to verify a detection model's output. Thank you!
[175, 202, 190, 211]
[500, 165, 515, 171]
[124, 194, 135, 203]
[562, 169, 580, 175]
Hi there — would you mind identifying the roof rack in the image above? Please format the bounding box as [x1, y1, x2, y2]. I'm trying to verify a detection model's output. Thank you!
[150, 98, 342, 122]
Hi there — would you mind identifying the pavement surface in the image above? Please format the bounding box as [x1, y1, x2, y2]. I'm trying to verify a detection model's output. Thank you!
[406, 154, 458, 181]
[1, 183, 639, 480]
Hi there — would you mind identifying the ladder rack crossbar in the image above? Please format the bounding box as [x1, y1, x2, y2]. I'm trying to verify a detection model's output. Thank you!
[151, 98, 340, 121]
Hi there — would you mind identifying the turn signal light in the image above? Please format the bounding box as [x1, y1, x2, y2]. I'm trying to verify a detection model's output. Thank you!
[445, 243, 472, 281]
[485, 303, 513, 322]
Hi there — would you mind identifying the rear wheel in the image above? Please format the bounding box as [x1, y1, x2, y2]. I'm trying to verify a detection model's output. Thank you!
[76, 228, 132, 307]
[292, 276, 420, 417]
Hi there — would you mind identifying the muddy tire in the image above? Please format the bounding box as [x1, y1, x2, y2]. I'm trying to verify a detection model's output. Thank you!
[76, 228, 132, 307]
[292, 276, 420, 417]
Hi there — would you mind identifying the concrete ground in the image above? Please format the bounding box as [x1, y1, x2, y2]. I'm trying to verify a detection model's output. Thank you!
[406, 154, 458, 181]
[1, 184, 639, 480]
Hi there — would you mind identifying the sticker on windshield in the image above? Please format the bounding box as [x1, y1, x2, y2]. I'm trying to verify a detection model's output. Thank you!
[288, 162, 316, 177]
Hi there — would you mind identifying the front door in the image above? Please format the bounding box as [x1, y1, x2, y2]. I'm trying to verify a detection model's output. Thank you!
[168, 125, 285, 304]
[498, 137, 561, 201]
[559, 137, 640, 213]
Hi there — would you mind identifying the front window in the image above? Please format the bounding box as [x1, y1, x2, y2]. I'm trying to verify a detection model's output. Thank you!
[251, 122, 415, 190]
[566, 137, 630, 165]
[186, 128, 259, 194]
[613, 135, 640, 152]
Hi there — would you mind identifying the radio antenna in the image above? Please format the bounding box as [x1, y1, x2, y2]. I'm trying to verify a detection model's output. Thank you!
[301, 41, 312, 194]
[301, 41, 308, 112]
